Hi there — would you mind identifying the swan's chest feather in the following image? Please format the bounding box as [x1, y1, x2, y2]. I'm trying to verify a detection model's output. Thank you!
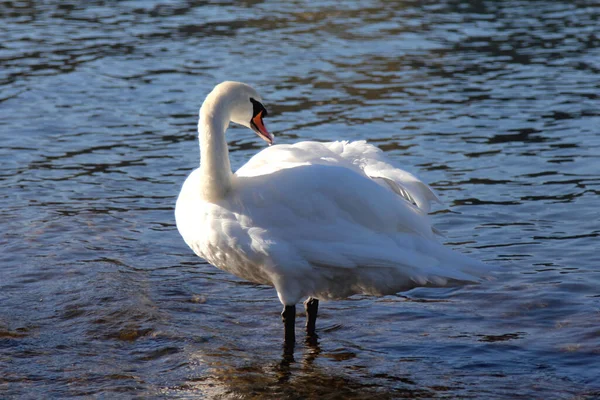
[175, 174, 275, 285]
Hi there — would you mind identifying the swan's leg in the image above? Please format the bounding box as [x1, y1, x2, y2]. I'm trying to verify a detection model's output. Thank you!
[281, 305, 296, 345]
[304, 297, 319, 336]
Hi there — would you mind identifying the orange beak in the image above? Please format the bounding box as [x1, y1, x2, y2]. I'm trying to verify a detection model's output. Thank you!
[251, 110, 274, 145]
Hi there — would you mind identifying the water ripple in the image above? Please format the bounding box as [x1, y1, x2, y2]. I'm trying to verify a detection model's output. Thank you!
[1, 0, 599, 398]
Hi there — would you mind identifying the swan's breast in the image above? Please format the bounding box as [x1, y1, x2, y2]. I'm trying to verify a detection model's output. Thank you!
[175, 172, 275, 286]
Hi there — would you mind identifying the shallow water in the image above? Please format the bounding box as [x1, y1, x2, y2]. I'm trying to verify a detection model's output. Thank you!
[1, 1, 600, 398]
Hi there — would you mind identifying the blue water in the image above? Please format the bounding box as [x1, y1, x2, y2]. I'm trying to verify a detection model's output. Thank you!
[1, 1, 599, 398]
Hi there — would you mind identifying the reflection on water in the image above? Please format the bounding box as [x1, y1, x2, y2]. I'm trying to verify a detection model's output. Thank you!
[1, 0, 600, 398]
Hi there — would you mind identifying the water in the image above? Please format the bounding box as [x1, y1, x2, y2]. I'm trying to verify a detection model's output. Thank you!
[1, 1, 599, 398]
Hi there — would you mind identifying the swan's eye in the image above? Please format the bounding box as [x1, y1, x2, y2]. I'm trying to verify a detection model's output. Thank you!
[250, 98, 268, 118]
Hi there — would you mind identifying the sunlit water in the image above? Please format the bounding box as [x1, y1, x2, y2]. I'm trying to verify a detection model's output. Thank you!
[1, 1, 599, 398]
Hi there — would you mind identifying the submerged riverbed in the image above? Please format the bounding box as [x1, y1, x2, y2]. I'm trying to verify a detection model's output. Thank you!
[1, 1, 599, 398]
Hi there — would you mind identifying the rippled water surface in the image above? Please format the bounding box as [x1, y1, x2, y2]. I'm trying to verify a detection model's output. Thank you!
[2, 1, 600, 398]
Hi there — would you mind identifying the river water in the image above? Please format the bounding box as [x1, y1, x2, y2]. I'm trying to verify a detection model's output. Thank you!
[1, 1, 599, 399]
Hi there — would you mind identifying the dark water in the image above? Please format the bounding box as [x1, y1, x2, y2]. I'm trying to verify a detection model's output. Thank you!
[2, 1, 599, 398]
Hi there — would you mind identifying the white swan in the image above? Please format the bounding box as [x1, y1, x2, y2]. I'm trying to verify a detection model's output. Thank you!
[175, 81, 491, 344]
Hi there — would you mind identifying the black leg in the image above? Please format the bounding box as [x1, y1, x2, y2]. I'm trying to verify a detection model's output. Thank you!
[281, 305, 296, 345]
[304, 297, 319, 337]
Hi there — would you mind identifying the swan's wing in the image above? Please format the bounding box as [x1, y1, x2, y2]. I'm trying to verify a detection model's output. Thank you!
[232, 163, 490, 293]
[324, 141, 440, 212]
[236, 140, 440, 213]
[235, 162, 434, 239]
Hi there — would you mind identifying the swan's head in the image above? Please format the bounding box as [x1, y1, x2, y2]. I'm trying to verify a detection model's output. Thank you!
[209, 81, 274, 145]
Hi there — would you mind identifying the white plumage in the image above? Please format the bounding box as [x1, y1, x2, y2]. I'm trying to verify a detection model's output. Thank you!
[175, 81, 490, 340]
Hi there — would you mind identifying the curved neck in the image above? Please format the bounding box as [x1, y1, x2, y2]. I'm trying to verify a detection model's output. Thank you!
[198, 100, 233, 201]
